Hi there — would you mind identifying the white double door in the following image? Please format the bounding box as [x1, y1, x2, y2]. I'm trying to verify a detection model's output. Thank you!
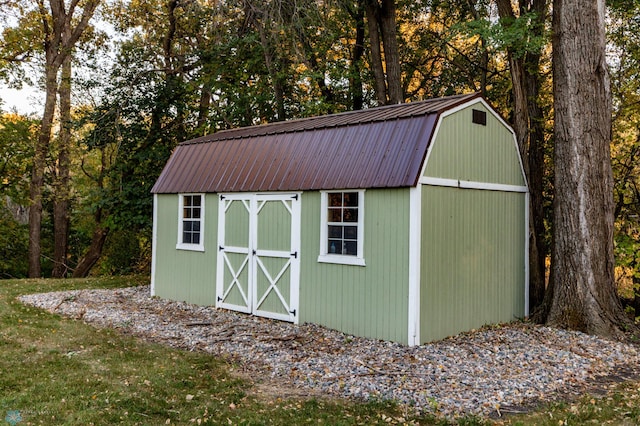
[216, 193, 300, 323]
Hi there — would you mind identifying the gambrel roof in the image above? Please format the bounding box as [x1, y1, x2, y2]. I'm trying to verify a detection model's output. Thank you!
[151, 92, 481, 194]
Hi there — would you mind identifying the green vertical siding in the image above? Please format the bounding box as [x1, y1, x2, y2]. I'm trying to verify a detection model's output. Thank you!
[424, 104, 525, 186]
[420, 185, 526, 342]
[299, 189, 411, 344]
[153, 194, 218, 305]
[257, 200, 291, 251]
[224, 200, 250, 248]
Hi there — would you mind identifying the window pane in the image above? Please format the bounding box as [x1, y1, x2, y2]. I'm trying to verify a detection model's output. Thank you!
[328, 225, 342, 238]
[343, 192, 358, 207]
[192, 207, 201, 219]
[184, 195, 193, 207]
[344, 226, 357, 239]
[192, 195, 201, 207]
[183, 231, 191, 244]
[344, 241, 357, 255]
[328, 239, 341, 254]
[193, 221, 200, 232]
[183, 208, 191, 219]
[343, 208, 358, 222]
[192, 233, 200, 244]
[184, 221, 192, 232]
[328, 193, 342, 207]
[328, 208, 342, 222]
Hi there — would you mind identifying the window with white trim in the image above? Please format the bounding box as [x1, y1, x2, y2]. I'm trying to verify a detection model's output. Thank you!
[318, 190, 365, 266]
[177, 194, 205, 251]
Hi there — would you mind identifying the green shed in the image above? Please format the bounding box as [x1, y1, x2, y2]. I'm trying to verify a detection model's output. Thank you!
[151, 93, 529, 345]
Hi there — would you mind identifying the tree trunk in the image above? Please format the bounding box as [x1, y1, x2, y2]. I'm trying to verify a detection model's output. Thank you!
[364, 0, 403, 105]
[378, 0, 402, 103]
[52, 53, 72, 278]
[197, 83, 211, 133]
[496, 0, 548, 313]
[545, 0, 632, 338]
[250, 6, 287, 121]
[526, 66, 547, 311]
[28, 64, 58, 278]
[72, 225, 109, 278]
[348, 1, 365, 110]
[364, 0, 388, 105]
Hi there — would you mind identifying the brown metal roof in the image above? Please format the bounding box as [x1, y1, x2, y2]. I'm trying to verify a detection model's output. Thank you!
[152, 93, 481, 193]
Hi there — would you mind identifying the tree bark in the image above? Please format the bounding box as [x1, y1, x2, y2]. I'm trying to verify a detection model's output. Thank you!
[344, 1, 365, 110]
[52, 52, 72, 278]
[72, 225, 109, 278]
[545, 0, 632, 338]
[496, 0, 548, 313]
[28, 64, 57, 278]
[364, 0, 388, 104]
[378, 0, 402, 103]
[364, 0, 403, 104]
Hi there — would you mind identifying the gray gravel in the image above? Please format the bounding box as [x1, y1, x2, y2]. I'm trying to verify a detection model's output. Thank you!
[18, 285, 640, 420]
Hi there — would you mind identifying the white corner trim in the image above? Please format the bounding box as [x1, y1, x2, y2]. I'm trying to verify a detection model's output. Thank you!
[420, 176, 528, 193]
[524, 192, 530, 317]
[151, 194, 158, 296]
[407, 186, 421, 347]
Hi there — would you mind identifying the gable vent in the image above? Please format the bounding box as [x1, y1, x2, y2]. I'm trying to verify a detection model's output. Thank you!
[472, 109, 487, 126]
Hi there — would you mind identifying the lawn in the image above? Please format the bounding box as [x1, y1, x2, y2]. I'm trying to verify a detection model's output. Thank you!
[0, 277, 638, 425]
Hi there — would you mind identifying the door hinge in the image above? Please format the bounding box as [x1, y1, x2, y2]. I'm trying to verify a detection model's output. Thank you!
[219, 245, 224, 251]
[292, 194, 298, 200]
[290, 251, 298, 258]
[289, 308, 296, 316]
[252, 249, 257, 256]
[217, 296, 222, 302]
[220, 195, 226, 200]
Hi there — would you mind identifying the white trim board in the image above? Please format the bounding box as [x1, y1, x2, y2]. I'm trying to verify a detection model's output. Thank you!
[420, 177, 528, 193]
[407, 186, 421, 347]
[151, 194, 158, 296]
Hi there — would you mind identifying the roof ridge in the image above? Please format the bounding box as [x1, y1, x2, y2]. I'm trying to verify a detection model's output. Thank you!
[182, 92, 480, 145]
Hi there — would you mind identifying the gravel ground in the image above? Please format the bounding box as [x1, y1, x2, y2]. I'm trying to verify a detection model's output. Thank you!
[18, 285, 640, 420]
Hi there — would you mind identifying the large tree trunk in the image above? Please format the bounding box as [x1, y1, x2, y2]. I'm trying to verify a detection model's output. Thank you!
[496, 0, 548, 313]
[545, 0, 631, 338]
[52, 53, 72, 278]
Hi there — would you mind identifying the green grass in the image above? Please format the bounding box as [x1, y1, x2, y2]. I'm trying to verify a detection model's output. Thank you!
[0, 277, 434, 425]
[0, 277, 639, 425]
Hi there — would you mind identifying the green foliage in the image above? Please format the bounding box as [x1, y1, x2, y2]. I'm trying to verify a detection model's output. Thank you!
[0, 205, 28, 278]
[609, 1, 640, 303]
[0, 113, 36, 204]
[460, 11, 548, 60]
[97, 229, 151, 276]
